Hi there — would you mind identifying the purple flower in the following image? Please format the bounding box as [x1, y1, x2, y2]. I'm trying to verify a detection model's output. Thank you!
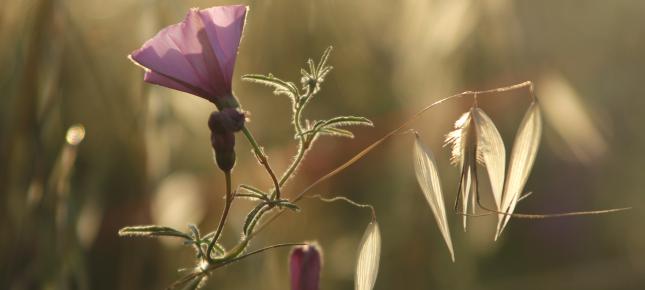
[290, 244, 322, 290]
[129, 5, 247, 108]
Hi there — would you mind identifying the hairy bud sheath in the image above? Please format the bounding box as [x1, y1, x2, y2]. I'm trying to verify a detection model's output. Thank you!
[208, 108, 245, 171]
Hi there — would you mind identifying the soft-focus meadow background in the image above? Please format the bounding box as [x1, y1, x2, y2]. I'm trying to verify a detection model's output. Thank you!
[2, 0, 644, 289]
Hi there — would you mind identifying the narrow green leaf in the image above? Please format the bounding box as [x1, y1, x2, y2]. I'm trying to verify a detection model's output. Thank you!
[118, 225, 191, 240]
[242, 74, 299, 98]
[318, 116, 373, 129]
[238, 184, 267, 195]
[235, 193, 268, 201]
[318, 65, 333, 80]
[243, 203, 269, 235]
[276, 200, 301, 212]
[307, 58, 316, 75]
[319, 127, 355, 138]
[237, 184, 269, 200]
[317, 46, 333, 74]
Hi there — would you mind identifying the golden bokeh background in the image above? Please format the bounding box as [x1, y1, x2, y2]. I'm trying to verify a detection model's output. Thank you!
[1, 0, 644, 289]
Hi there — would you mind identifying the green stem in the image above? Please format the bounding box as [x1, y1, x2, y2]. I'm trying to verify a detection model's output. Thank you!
[207, 171, 232, 261]
[278, 141, 306, 189]
[241, 126, 282, 199]
[276, 94, 315, 190]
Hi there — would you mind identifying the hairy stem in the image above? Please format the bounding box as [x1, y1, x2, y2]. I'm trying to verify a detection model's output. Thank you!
[278, 141, 307, 188]
[241, 126, 282, 199]
[207, 171, 232, 261]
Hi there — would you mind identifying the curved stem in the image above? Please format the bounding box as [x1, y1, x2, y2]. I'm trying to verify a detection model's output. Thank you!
[278, 140, 306, 188]
[241, 126, 282, 199]
[207, 171, 232, 261]
[307, 194, 377, 221]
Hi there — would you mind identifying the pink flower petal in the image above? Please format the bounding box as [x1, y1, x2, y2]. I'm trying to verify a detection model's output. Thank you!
[130, 5, 247, 103]
[143, 71, 208, 98]
[197, 5, 247, 83]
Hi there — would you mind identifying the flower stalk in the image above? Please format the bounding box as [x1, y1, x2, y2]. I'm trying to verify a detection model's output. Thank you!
[206, 171, 232, 261]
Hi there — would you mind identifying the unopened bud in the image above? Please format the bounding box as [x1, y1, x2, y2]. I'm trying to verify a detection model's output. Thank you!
[208, 109, 245, 172]
[208, 108, 245, 134]
[290, 244, 322, 290]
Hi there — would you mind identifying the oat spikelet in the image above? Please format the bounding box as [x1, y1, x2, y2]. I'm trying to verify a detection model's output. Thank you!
[445, 111, 472, 166]
[445, 109, 480, 230]
[413, 134, 455, 261]
[496, 102, 542, 239]
[472, 108, 506, 211]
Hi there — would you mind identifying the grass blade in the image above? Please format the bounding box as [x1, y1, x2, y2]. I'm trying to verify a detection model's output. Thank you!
[118, 225, 191, 240]
[414, 134, 455, 261]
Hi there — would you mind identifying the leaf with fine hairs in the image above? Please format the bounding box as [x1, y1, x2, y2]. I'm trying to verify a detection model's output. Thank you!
[355, 221, 381, 290]
[318, 116, 374, 129]
[472, 108, 506, 210]
[496, 102, 542, 239]
[414, 134, 455, 261]
[319, 127, 355, 138]
[118, 225, 191, 240]
[241, 73, 300, 99]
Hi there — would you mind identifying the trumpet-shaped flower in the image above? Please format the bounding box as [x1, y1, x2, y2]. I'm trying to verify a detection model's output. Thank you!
[129, 5, 247, 108]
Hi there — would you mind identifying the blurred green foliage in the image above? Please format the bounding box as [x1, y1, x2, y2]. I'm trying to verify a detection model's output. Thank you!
[1, 0, 644, 289]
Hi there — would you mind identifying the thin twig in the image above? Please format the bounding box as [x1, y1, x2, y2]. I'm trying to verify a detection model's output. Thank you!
[307, 194, 377, 221]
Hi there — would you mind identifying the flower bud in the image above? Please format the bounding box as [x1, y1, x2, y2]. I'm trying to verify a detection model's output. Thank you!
[290, 244, 322, 290]
[208, 109, 245, 172]
[210, 131, 236, 172]
[208, 108, 245, 134]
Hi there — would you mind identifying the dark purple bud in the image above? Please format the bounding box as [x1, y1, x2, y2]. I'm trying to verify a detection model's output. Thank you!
[290, 244, 322, 290]
[208, 108, 245, 134]
[211, 131, 236, 172]
[208, 109, 245, 172]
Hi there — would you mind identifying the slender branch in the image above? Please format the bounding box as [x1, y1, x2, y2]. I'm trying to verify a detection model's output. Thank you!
[241, 126, 282, 199]
[207, 171, 232, 261]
